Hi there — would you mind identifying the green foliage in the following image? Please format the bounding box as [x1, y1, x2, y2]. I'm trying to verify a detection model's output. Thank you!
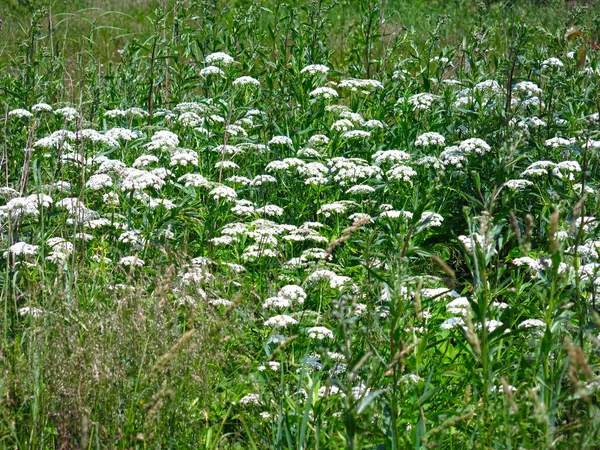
[0, 0, 600, 449]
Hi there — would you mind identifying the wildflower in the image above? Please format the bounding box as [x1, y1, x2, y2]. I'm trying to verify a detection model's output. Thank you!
[86, 174, 113, 190]
[238, 393, 260, 406]
[118, 256, 145, 267]
[170, 148, 199, 167]
[545, 137, 571, 148]
[503, 179, 533, 190]
[459, 138, 491, 155]
[264, 314, 298, 328]
[268, 136, 292, 146]
[308, 134, 330, 147]
[307, 326, 334, 340]
[209, 185, 237, 202]
[386, 164, 417, 183]
[415, 132, 445, 147]
[407, 93, 436, 111]
[372, 149, 411, 166]
[331, 119, 354, 132]
[233, 76, 260, 87]
[200, 66, 225, 77]
[518, 319, 545, 328]
[342, 130, 371, 139]
[8, 109, 33, 119]
[4, 242, 39, 258]
[32, 103, 53, 113]
[55, 107, 80, 121]
[278, 285, 307, 304]
[178, 173, 210, 187]
[440, 316, 466, 330]
[338, 78, 383, 93]
[204, 52, 235, 65]
[309, 86, 338, 99]
[346, 184, 375, 195]
[513, 81, 542, 97]
[120, 168, 165, 191]
[300, 64, 330, 75]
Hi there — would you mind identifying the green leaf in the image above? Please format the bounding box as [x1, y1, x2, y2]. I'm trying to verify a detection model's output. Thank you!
[356, 389, 384, 415]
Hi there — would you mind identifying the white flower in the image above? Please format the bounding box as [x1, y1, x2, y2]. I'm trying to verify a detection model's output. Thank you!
[338, 78, 383, 92]
[263, 296, 292, 309]
[364, 119, 385, 129]
[541, 57, 564, 69]
[264, 314, 298, 328]
[8, 109, 33, 119]
[4, 242, 39, 257]
[513, 81, 542, 97]
[133, 154, 160, 168]
[18, 306, 44, 317]
[307, 326, 334, 340]
[459, 138, 491, 155]
[346, 184, 375, 195]
[420, 211, 444, 227]
[518, 319, 545, 328]
[32, 103, 53, 113]
[309, 86, 338, 99]
[331, 119, 354, 132]
[239, 393, 260, 406]
[256, 205, 284, 216]
[178, 173, 210, 187]
[440, 317, 465, 330]
[308, 134, 330, 146]
[474, 80, 503, 93]
[146, 130, 179, 151]
[278, 285, 306, 304]
[342, 130, 371, 139]
[544, 137, 571, 148]
[250, 175, 277, 186]
[300, 64, 330, 75]
[372, 149, 411, 165]
[503, 179, 533, 190]
[268, 136, 293, 146]
[415, 132, 445, 147]
[205, 52, 234, 65]
[317, 201, 351, 217]
[170, 148, 198, 167]
[55, 107, 80, 121]
[209, 185, 237, 201]
[200, 65, 225, 77]
[407, 93, 435, 111]
[86, 174, 113, 190]
[120, 168, 165, 191]
[386, 164, 417, 183]
[118, 256, 145, 267]
[233, 76, 260, 87]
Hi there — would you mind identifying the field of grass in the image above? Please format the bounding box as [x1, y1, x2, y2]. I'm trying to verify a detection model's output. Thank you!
[1, 0, 600, 448]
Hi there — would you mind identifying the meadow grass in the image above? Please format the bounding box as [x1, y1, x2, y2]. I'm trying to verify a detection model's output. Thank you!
[0, 0, 600, 448]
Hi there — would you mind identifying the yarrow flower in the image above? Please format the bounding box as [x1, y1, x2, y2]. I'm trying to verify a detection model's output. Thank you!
[233, 76, 260, 87]
[459, 138, 491, 154]
[307, 326, 334, 340]
[264, 314, 298, 328]
[415, 132, 445, 147]
[300, 64, 330, 75]
[205, 52, 234, 65]
[309, 87, 339, 99]
[268, 135, 293, 146]
[407, 93, 436, 111]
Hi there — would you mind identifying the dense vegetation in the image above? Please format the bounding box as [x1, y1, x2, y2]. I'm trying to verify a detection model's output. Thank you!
[1, 0, 600, 448]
